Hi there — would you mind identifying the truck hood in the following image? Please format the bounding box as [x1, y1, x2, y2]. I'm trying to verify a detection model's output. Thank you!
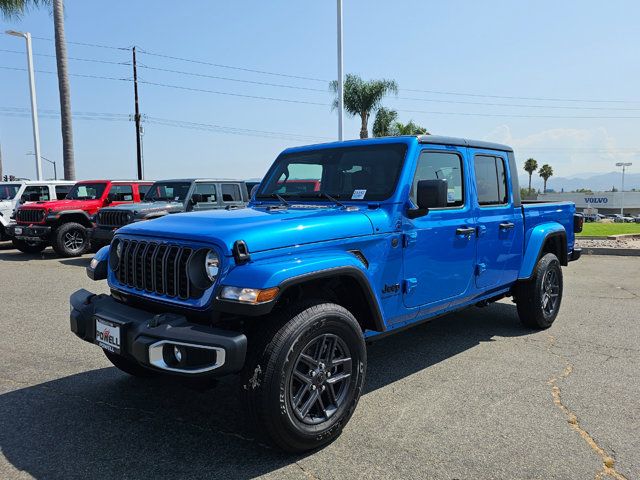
[117, 206, 375, 255]
[106, 201, 184, 216]
[19, 199, 101, 212]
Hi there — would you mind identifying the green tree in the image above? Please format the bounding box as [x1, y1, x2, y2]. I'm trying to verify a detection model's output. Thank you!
[1, 0, 75, 180]
[372, 107, 398, 137]
[330, 74, 398, 139]
[539, 164, 554, 193]
[523, 158, 538, 193]
[391, 120, 428, 136]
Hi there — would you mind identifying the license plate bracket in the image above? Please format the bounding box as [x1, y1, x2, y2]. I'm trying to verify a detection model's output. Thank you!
[95, 317, 122, 354]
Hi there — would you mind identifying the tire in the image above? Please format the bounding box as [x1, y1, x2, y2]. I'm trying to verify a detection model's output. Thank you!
[52, 222, 90, 257]
[514, 253, 563, 329]
[12, 238, 46, 254]
[241, 301, 366, 452]
[103, 350, 157, 378]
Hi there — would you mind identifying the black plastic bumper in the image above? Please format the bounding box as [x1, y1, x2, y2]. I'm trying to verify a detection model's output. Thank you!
[7, 224, 51, 242]
[90, 227, 116, 243]
[569, 247, 582, 262]
[70, 289, 247, 377]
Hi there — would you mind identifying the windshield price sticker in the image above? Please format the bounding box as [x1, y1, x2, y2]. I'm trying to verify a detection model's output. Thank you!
[351, 189, 367, 200]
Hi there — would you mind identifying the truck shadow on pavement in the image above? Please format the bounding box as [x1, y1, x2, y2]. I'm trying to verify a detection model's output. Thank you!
[0, 303, 530, 479]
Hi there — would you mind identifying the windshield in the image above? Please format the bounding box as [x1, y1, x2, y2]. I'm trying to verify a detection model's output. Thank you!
[143, 182, 192, 202]
[66, 183, 107, 200]
[0, 184, 21, 201]
[257, 143, 407, 201]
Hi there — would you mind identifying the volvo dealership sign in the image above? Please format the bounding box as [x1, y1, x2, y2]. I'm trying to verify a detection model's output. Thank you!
[539, 192, 640, 212]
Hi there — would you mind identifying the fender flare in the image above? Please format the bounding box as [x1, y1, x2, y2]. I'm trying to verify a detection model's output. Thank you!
[50, 210, 94, 227]
[518, 223, 567, 280]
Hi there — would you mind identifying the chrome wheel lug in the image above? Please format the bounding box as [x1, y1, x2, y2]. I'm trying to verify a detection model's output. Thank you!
[322, 385, 326, 391]
[311, 385, 317, 391]
[309, 370, 315, 377]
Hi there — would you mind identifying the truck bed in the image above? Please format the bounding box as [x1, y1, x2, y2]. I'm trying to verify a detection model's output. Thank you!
[521, 201, 576, 254]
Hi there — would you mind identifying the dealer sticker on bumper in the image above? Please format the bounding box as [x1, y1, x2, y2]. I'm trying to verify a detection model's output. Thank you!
[95, 317, 121, 353]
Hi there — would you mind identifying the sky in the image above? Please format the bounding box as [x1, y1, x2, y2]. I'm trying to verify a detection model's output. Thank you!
[1, 0, 639, 184]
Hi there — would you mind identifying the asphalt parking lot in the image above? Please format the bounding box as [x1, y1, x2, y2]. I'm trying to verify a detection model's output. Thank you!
[0, 244, 638, 480]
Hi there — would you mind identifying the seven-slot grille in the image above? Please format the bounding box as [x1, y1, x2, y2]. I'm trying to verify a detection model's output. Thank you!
[17, 208, 46, 224]
[115, 239, 196, 299]
[98, 210, 130, 227]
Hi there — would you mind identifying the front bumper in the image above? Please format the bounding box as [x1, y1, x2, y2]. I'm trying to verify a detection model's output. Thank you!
[70, 289, 247, 377]
[6, 223, 51, 242]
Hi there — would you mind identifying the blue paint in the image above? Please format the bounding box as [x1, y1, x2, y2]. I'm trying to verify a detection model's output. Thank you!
[101, 136, 577, 335]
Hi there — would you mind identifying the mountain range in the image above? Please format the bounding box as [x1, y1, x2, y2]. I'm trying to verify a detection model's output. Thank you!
[518, 172, 640, 192]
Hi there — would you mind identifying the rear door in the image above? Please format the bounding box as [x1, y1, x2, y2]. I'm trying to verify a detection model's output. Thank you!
[471, 151, 521, 288]
[220, 183, 245, 208]
[402, 147, 477, 309]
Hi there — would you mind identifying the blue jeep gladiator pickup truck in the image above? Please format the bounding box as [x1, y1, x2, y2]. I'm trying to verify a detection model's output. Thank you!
[71, 135, 582, 452]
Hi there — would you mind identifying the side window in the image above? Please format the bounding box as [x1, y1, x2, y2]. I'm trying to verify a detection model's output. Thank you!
[221, 183, 242, 203]
[474, 155, 509, 206]
[137, 184, 151, 198]
[411, 151, 464, 207]
[22, 185, 50, 202]
[193, 183, 217, 204]
[55, 185, 72, 199]
[110, 185, 134, 202]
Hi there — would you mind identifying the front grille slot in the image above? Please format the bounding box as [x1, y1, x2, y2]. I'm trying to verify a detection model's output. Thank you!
[97, 210, 130, 228]
[17, 209, 46, 224]
[116, 239, 198, 300]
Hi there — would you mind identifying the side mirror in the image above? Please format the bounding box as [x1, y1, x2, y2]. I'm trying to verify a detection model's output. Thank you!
[104, 193, 115, 205]
[407, 179, 448, 219]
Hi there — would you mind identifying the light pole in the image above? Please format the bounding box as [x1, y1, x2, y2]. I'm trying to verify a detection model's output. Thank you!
[615, 162, 632, 216]
[337, 0, 344, 141]
[6, 30, 43, 181]
[27, 152, 57, 180]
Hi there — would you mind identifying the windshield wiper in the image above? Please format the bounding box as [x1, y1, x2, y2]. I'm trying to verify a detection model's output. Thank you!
[299, 192, 346, 208]
[256, 192, 290, 208]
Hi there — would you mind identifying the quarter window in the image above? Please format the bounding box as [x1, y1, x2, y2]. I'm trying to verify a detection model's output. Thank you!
[21, 185, 50, 202]
[411, 151, 464, 207]
[474, 155, 509, 206]
[221, 183, 242, 203]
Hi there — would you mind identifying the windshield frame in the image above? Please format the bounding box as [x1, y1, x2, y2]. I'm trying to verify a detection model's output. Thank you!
[143, 181, 193, 203]
[0, 184, 21, 201]
[256, 143, 408, 203]
[65, 182, 108, 200]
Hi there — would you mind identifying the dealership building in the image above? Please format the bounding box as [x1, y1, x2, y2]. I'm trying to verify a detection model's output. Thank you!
[537, 192, 640, 216]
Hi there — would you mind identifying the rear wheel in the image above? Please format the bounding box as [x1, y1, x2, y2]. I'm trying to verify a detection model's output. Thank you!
[12, 238, 46, 254]
[242, 301, 366, 452]
[52, 222, 90, 257]
[103, 350, 157, 378]
[514, 253, 563, 329]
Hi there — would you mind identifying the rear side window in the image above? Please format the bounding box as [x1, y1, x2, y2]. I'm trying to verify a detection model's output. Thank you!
[137, 184, 152, 198]
[55, 185, 72, 199]
[221, 183, 242, 203]
[110, 185, 134, 202]
[411, 151, 464, 207]
[193, 183, 217, 204]
[474, 155, 508, 206]
[22, 185, 50, 202]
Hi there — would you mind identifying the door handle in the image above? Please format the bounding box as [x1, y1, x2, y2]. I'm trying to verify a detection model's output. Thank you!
[499, 222, 515, 230]
[456, 227, 476, 236]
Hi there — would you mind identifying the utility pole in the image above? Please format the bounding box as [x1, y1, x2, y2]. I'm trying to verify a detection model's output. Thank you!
[337, 0, 344, 141]
[132, 46, 143, 180]
[615, 162, 632, 216]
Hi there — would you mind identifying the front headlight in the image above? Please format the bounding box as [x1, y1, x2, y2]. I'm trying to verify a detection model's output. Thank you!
[205, 250, 220, 282]
[109, 239, 122, 271]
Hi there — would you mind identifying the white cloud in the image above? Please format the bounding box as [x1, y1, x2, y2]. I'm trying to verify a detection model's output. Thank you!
[483, 125, 638, 177]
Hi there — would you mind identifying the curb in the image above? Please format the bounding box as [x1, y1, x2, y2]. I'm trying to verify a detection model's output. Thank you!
[583, 248, 640, 256]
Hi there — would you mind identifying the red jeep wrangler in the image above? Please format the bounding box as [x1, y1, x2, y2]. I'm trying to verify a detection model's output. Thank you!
[8, 180, 151, 257]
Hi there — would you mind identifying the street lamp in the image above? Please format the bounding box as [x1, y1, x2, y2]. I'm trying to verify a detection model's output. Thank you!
[27, 152, 56, 180]
[6, 30, 43, 181]
[336, 0, 344, 141]
[615, 162, 632, 216]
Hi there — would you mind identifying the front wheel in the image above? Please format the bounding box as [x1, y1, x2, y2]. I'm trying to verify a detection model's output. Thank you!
[52, 222, 90, 257]
[242, 302, 366, 452]
[12, 238, 46, 254]
[514, 253, 563, 329]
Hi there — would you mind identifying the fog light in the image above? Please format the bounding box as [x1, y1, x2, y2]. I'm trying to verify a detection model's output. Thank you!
[173, 345, 184, 363]
[90, 258, 100, 269]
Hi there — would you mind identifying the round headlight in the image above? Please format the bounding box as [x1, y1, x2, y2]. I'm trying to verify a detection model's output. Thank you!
[205, 250, 220, 281]
[116, 240, 123, 259]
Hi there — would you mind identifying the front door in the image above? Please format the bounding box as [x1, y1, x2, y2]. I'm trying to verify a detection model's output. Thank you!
[471, 152, 519, 288]
[402, 147, 477, 309]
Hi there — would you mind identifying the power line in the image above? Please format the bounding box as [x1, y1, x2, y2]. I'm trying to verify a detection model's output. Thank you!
[0, 48, 129, 65]
[0, 65, 130, 82]
[396, 107, 640, 120]
[30, 35, 128, 51]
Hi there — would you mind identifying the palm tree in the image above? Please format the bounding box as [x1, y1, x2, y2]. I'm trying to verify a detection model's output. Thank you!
[539, 164, 553, 193]
[523, 158, 538, 193]
[1, 0, 75, 180]
[330, 74, 398, 139]
[372, 107, 398, 137]
[392, 120, 428, 136]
